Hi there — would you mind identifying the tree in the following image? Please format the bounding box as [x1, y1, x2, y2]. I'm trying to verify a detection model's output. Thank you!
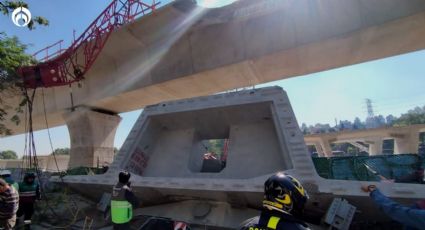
[300, 123, 308, 134]
[376, 115, 386, 127]
[0, 150, 18, 159]
[51, 148, 70, 155]
[386, 115, 395, 126]
[0, 1, 48, 135]
[394, 113, 425, 126]
[346, 146, 357, 155]
[353, 117, 363, 130]
[0, 33, 33, 135]
[208, 139, 225, 156]
[393, 106, 425, 126]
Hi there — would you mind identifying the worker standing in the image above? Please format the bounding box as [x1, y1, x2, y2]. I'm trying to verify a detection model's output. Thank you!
[0, 178, 19, 230]
[239, 172, 311, 230]
[17, 172, 40, 229]
[111, 171, 139, 230]
[0, 170, 19, 191]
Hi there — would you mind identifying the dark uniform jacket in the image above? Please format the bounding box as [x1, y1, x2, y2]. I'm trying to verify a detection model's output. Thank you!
[239, 209, 311, 230]
[18, 181, 40, 203]
[112, 182, 139, 207]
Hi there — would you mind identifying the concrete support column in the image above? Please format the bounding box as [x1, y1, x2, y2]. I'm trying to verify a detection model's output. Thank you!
[394, 131, 419, 154]
[64, 108, 122, 168]
[367, 138, 383, 156]
[312, 142, 325, 157]
[319, 139, 333, 157]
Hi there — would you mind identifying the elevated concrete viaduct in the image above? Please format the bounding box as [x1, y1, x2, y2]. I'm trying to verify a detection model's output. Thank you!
[4, 0, 425, 166]
[304, 124, 425, 157]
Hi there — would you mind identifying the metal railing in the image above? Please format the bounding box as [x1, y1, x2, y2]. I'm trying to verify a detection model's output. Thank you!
[19, 0, 160, 88]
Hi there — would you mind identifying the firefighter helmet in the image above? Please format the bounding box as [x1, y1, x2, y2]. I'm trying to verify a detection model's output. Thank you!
[263, 172, 308, 214]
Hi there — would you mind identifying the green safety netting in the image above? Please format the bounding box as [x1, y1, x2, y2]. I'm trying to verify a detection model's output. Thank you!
[312, 153, 425, 183]
[62, 167, 106, 176]
[43, 167, 107, 177]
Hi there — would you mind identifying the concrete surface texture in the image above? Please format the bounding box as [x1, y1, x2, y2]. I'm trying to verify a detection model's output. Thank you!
[304, 124, 425, 157]
[59, 87, 425, 228]
[61, 87, 314, 228]
[64, 108, 122, 168]
[4, 0, 425, 134]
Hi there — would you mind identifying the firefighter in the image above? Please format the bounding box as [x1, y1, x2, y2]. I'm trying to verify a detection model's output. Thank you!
[17, 172, 40, 229]
[239, 172, 310, 230]
[0, 170, 18, 191]
[111, 171, 139, 230]
[0, 178, 19, 230]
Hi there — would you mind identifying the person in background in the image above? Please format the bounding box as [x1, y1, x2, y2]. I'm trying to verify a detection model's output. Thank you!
[0, 170, 18, 191]
[0, 178, 19, 230]
[17, 172, 41, 229]
[361, 184, 425, 230]
[111, 171, 139, 230]
[239, 172, 310, 230]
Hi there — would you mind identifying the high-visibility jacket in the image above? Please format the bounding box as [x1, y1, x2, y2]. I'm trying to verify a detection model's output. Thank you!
[111, 183, 133, 224]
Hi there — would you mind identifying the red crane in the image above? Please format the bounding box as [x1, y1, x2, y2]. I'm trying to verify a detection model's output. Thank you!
[18, 0, 160, 89]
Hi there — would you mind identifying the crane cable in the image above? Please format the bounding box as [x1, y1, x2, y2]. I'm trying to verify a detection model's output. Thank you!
[40, 87, 95, 229]
[20, 87, 86, 229]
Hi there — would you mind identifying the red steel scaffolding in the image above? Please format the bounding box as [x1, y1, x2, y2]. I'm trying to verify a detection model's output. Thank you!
[19, 0, 160, 88]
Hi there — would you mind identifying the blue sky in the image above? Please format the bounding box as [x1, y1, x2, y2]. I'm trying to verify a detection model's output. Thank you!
[1, 0, 425, 156]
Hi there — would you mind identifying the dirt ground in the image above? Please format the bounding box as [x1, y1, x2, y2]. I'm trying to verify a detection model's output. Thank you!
[23, 187, 112, 230]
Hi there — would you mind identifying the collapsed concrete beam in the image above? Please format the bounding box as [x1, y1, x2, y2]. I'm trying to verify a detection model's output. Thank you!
[58, 87, 425, 228]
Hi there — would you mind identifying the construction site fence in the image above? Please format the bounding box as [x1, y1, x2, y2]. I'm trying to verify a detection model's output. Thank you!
[312, 153, 425, 183]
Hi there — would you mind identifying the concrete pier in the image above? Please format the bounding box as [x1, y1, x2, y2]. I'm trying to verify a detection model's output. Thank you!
[64, 108, 121, 168]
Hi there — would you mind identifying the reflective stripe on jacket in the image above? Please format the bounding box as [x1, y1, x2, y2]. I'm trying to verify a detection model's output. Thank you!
[19, 182, 39, 203]
[238, 209, 311, 230]
[267, 216, 281, 229]
[239, 216, 282, 230]
[19, 191, 36, 197]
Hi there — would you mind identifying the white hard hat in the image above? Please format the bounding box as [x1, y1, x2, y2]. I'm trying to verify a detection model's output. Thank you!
[0, 170, 11, 176]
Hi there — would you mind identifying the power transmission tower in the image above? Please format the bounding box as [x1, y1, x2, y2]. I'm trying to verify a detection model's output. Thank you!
[365, 98, 375, 118]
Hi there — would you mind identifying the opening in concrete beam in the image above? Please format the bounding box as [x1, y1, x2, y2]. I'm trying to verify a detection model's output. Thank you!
[419, 132, 425, 155]
[123, 100, 290, 179]
[382, 139, 394, 155]
[194, 138, 229, 173]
